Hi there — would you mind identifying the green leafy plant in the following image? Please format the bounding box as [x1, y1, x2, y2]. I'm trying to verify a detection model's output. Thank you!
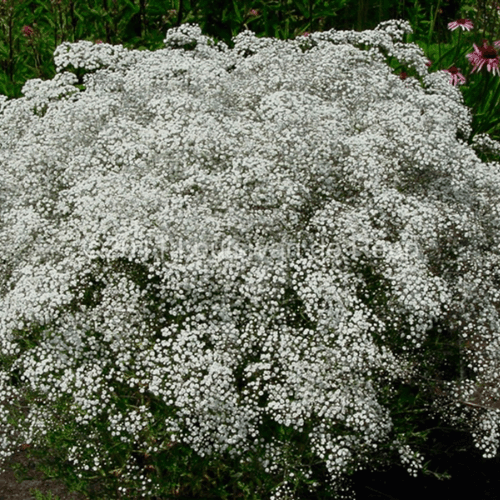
[29, 490, 62, 500]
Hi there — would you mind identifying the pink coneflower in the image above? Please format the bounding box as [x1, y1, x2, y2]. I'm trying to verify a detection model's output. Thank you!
[443, 66, 466, 85]
[448, 18, 474, 31]
[467, 40, 500, 76]
[22, 25, 34, 37]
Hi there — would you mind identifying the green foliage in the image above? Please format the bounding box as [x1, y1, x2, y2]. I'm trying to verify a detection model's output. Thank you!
[29, 490, 62, 500]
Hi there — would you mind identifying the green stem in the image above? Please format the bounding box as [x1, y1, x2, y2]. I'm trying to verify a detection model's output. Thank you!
[176, 0, 184, 27]
[477, 70, 493, 115]
[453, 28, 462, 65]
[428, 0, 441, 45]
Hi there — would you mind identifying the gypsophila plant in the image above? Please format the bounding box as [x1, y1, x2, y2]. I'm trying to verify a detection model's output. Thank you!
[1, 19, 500, 499]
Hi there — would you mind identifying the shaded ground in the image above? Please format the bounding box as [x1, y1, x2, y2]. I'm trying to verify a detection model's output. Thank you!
[0, 447, 87, 500]
[354, 427, 500, 499]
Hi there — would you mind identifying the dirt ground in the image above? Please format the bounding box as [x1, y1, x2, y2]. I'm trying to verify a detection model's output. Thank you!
[0, 447, 87, 500]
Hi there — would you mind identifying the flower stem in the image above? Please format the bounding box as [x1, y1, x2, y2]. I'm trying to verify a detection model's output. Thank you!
[453, 28, 462, 64]
[428, 0, 442, 45]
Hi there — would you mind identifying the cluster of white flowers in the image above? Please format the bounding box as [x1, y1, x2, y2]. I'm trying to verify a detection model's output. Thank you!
[472, 132, 500, 161]
[1, 19, 500, 498]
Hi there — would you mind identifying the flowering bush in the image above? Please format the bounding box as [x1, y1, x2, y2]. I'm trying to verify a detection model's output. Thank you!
[1, 20, 500, 499]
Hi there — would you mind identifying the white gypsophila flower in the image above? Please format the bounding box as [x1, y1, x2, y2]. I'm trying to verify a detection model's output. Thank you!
[1, 19, 500, 498]
[472, 132, 500, 164]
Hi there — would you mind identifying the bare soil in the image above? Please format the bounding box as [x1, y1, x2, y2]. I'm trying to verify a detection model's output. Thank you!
[0, 447, 87, 500]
